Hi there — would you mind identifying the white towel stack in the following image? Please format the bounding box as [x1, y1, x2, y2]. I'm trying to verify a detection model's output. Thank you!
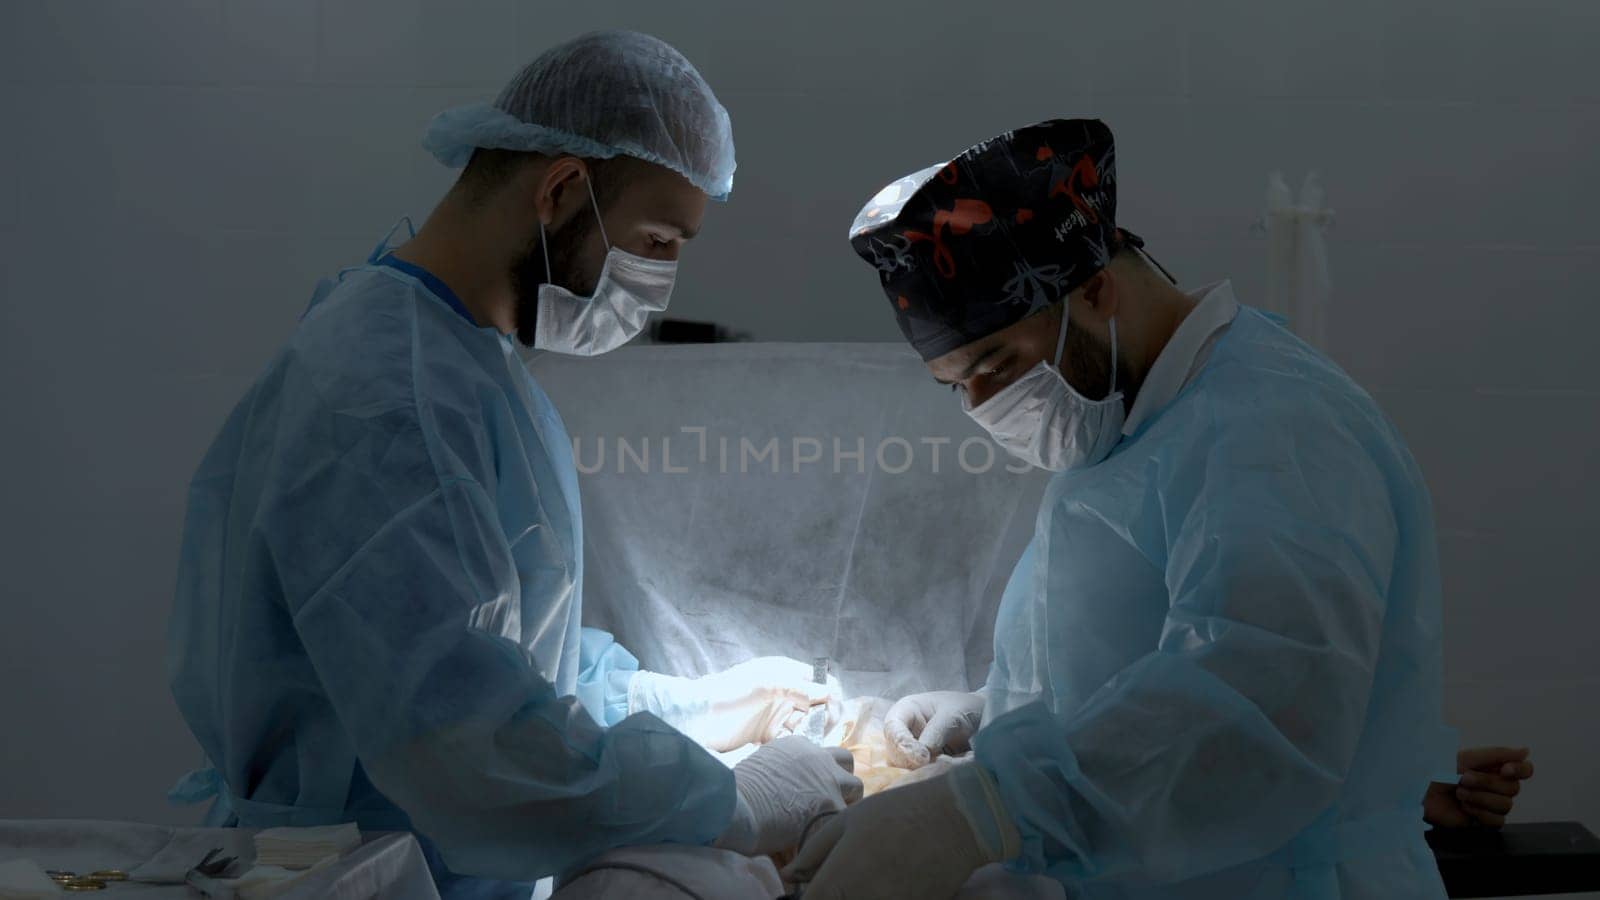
[252, 823, 362, 870]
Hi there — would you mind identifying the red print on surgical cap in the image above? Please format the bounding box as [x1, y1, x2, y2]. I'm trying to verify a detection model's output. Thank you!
[904, 198, 995, 279]
[1050, 155, 1101, 225]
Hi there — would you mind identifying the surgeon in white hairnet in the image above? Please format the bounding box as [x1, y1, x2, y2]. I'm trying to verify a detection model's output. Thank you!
[166, 31, 857, 900]
[785, 119, 1533, 899]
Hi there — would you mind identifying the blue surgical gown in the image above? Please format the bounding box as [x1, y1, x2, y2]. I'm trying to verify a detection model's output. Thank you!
[974, 308, 1455, 899]
[166, 256, 735, 898]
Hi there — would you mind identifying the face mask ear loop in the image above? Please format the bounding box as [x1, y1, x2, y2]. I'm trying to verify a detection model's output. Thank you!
[539, 220, 553, 285]
[541, 175, 610, 294]
[1051, 303, 1072, 367]
[1108, 318, 1120, 397]
[584, 176, 610, 251]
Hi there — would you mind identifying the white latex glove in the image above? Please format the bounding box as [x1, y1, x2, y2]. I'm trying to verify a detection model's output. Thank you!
[884, 691, 985, 769]
[783, 765, 1018, 900]
[630, 657, 839, 752]
[713, 736, 864, 857]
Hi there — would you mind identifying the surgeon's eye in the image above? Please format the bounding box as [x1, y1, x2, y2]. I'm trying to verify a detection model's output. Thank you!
[982, 360, 1016, 384]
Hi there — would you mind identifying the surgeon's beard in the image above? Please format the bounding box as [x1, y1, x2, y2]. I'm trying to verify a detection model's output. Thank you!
[1058, 312, 1143, 414]
[509, 217, 600, 348]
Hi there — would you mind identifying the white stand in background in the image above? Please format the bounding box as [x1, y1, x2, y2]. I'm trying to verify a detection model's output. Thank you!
[1259, 171, 1335, 351]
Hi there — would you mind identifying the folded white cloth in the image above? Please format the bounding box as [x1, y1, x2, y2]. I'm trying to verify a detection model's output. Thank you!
[0, 859, 60, 899]
[953, 864, 1067, 900]
[234, 857, 341, 900]
[554, 844, 784, 899]
[253, 824, 361, 870]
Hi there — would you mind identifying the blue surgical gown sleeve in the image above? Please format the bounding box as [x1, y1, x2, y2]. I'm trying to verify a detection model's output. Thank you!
[973, 397, 1403, 885]
[577, 627, 640, 727]
[272, 367, 736, 880]
[292, 478, 735, 881]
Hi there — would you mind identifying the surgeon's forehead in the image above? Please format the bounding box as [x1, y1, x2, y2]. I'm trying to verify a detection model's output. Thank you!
[928, 304, 1059, 378]
[927, 331, 1004, 378]
[622, 163, 705, 233]
[938, 335, 996, 367]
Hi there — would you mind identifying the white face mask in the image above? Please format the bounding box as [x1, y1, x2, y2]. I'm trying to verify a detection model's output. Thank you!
[961, 306, 1126, 472]
[533, 179, 677, 356]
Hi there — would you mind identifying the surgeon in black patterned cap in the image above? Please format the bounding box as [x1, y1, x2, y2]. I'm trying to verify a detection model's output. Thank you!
[782, 119, 1498, 900]
[847, 118, 1177, 473]
[850, 119, 1160, 363]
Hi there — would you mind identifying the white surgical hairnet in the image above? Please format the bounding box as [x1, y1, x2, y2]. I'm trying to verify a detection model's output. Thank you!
[423, 30, 737, 200]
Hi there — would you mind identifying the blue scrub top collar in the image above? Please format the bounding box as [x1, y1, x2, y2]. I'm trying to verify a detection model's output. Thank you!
[374, 253, 478, 327]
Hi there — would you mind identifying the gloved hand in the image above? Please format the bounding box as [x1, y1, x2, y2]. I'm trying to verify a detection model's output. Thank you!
[883, 691, 985, 769]
[782, 765, 1018, 899]
[714, 736, 864, 857]
[630, 657, 839, 751]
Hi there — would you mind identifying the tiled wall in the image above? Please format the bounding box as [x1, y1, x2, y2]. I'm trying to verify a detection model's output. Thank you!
[2, 5, 1595, 877]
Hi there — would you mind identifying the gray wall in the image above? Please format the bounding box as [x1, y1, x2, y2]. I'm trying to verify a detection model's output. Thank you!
[2, 0, 1596, 866]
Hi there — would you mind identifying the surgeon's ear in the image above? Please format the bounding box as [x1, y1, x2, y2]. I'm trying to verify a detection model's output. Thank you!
[532, 157, 590, 229]
[1078, 268, 1121, 323]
